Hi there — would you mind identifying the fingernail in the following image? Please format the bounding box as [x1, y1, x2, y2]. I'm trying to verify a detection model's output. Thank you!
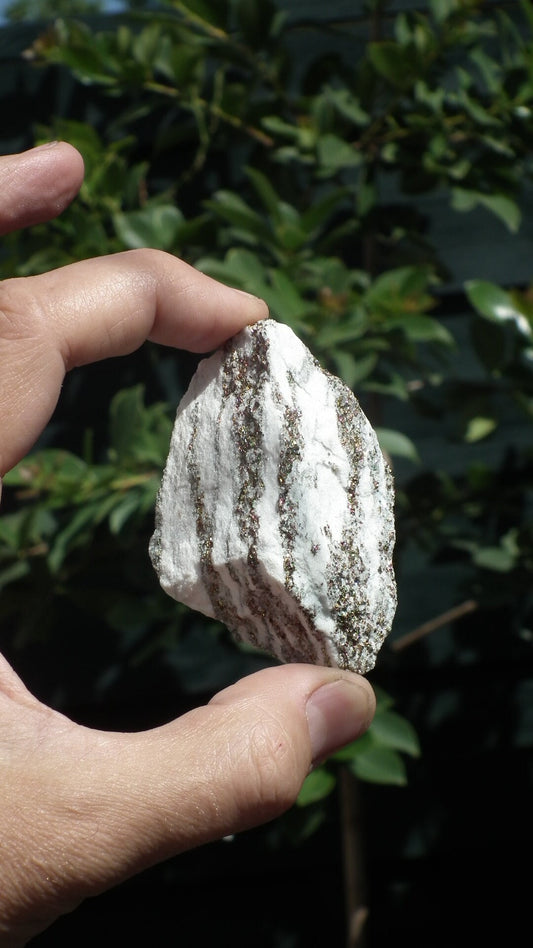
[232, 288, 269, 320]
[306, 678, 372, 767]
[33, 141, 60, 151]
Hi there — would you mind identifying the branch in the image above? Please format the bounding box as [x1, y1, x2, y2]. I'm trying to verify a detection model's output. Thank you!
[390, 599, 479, 653]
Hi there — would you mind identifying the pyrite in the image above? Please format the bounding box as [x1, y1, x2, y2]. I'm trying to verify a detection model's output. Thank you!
[150, 319, 396, 673]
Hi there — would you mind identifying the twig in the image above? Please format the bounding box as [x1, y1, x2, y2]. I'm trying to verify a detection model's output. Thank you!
[390, 599, 479, 653]
[143, 82, 274, 147]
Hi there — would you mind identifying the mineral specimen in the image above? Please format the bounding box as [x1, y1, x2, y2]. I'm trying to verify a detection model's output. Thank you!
[149, 319, 396, 674]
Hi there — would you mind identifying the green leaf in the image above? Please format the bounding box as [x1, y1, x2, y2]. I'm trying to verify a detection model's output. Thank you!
[322, 86, 369, 127]
[356, 180, 378, 217]
[3, 450, 88, 492]
[331, 351, 378, 389]
[317, 134, 362, 174]
[107, 386, 169, 468]
[108, 491, 143, 534]
[466, 281, 532, 338]
[369, 710, 421, 757]
[261, 115, 301, 142]
[315, 317, 367, 348]
[384, 314, 454, 346]
[373, 686, 396, 713]
[296, 767, 336, 806]
[464, 416, 497, 443]
[300, 187, 351, 235]
[332, 730, 374, 763]
[457, 89, 500, 127]
[0, 560, 31, 591]
[349, 747, 408, 786]
[132, 24, 163, 68]
[113, 206, 185, 251]
[49, 43, 117, 88]
[47, 502, 106, 573]
[153, 40, 202, 85]
[246, 166, 284, 220]
[415, 79, 445, 112]
[472, 530, 519, 572]
[109, 386, 147, 464]
[479, 194, 520, 231]
[367, 41, 417, 89]
[275, 205, 308, 252]
[0, 508, 56, 555]
[365, 266, 436, 316]
[376, 428, 420, 462]
[452, 189, 521, 233]
[268, 270, 308, 322]
[206, 191, 272, 243]
[472, 545, 516, 572]
[364, 372, 410, 401]
[468, 46, 502, 94]
[429, 0, 456, 24]
[196, 248, 267, 293]
[176, 0, 230, 30]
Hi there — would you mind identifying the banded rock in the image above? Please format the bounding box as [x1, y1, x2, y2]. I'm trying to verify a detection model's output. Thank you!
[149, 319, 396, 674]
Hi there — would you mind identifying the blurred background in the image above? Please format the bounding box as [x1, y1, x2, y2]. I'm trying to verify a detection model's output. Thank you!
[1, 1, 532, 944]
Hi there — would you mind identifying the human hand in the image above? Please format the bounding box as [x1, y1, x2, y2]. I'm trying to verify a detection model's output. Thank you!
[0, 143, 375, 946]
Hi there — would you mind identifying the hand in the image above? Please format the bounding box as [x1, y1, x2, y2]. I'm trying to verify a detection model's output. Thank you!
[0, 143, 375, 946]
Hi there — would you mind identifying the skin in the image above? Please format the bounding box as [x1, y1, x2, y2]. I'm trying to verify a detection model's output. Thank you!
[0, 143, 376, 946]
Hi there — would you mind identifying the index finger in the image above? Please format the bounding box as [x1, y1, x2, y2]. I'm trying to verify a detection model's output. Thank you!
[0, 142, 85, 235]
[0, 249, 268, 475]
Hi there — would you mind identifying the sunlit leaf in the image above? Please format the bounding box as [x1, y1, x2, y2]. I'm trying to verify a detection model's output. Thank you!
[376, 428, 420, 462]
[472, 545, 516, 572]
[466, 281, 532, 338]
[464, 416, 497, 443]
[452, 189, 521, 233]
[113, 206, 185, 251]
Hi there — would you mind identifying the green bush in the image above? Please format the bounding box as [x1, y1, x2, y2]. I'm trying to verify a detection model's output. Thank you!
[1, 0, 533, 935]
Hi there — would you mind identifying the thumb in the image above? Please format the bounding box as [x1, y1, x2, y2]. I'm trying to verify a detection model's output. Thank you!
[1, 664, 374, 942]
[138, 663, 375, 847]
[82, 665, 374, 875]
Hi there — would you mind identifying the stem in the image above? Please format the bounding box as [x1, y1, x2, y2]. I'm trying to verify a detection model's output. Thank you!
[340, 767, 369, 948]
[391, 599, 479, 652]
[110, 472, 156, 490]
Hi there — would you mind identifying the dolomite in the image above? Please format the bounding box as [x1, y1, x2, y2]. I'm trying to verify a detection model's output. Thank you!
[149, 319, 396, 673]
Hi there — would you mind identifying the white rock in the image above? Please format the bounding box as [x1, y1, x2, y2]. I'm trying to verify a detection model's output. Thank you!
[149, 319, 396, 673]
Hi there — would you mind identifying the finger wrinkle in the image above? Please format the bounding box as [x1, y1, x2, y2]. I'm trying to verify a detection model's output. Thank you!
[0, 278, 49, 344]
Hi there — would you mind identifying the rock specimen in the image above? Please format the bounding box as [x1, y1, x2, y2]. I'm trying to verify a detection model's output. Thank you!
[150, 319, 396, 674]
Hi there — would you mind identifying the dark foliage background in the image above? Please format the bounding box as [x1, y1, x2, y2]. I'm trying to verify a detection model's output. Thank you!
[1, 1, 532, 944]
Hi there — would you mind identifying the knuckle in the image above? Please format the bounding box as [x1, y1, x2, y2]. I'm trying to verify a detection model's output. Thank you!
[0, 277, 46, 344]
[241, 715, 304, 817]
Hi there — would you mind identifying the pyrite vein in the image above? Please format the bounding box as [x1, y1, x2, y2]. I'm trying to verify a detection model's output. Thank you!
[149, 319, 397, 673]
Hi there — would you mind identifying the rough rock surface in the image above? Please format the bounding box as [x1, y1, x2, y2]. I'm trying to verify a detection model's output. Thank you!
[150, 319, 396, 673]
